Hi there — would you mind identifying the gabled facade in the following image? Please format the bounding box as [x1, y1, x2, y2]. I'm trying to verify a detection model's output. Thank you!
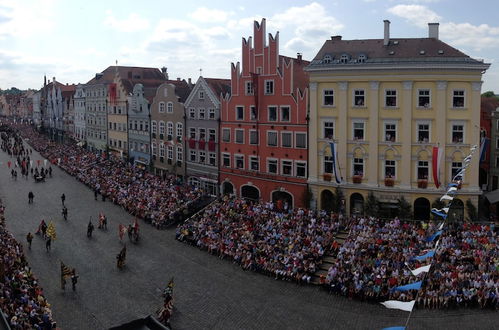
[62, 84, 76, 139]
[184, 76, 230, 196]
[306, 21, 490, 219]
[74, 84, 86, 141]
[45, 77, 66, 142]
[150, 79, 192, 178]
[220, 19, 309, 208]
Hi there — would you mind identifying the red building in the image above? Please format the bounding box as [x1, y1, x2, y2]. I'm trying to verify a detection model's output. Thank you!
[480, 96, 499, 189]
[220, 19, 309, 208]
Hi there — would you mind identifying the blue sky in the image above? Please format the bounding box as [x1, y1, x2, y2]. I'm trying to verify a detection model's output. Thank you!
[0, 0, 498, 92]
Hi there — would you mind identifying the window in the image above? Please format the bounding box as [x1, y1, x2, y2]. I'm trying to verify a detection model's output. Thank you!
[199, 91, 204, 100]
[167, 145, 173, 160]
[159, 102, 165, 113]
[235, 155, 244, 169]
[245, 81, 254, 95]
[282, 132, 292, 148]
[281, 106, 290, 122]
[452, 124, 464, 143]
[167, 122, 173, 137]
[167, 102, 173, 113]
[385, 160, 396, 178]
[190, 150, 196, 162]
[208, 129, 216, 142]
[249, 156, 259, 171]
[235, 129, 244, 144]
[159, 121, 165, 135]
[176, 123, 183, 138]
[267, 131, 277, 146]
[249, 130, 258, 145]
[159, 143, 165, 157]
[296, 162, 307, 178]
[250, 106, 257, 120]
[267, 159, 278, 174]
[451, 162, 463, 181]
[222, 153, 230, 167]
[354, 90, 365, 106]
[265, 80, 274, 95]
[324, 156, 333, 173]
[323, 89, 334, 106]
[199, 108, 205, 119]
[189, 128, 196, 139]
[189, 108, 196, 119]
[222, 128, 230, 142]
[453, 90, 465, 108]
[324, 121, 334, 139]
[418, 89, 430, 108]
[236, 106, 244, 120]
[497, 119, 499, 131]
[209, 108, 215, 119]
[296, 132, 307, 148]
[323, 54, 332, 63]
[353, 158, 364, 176]
[207, 152, 215, 166]
[353, 122, 364, 140]
[268, 106, 277, 122]
[177, 146, 183, 161]
[282, 160, 293, 176]
[199, 151, 206, 164]
[385, 90, 397, 107]
[417, 161, 428, 180]
[358, 54, 367, 63]
[340, 54, 349, 63]
[417, 123, 430, 142]
[385, 123, 396, 142]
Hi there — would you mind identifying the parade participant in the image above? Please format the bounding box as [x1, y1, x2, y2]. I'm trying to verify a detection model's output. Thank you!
[60, 193, 65, 206]
[35, 219, 47, 238]
[62, 206, 68, 221]
[98, 212, 107, 229]
[118, 224, 126, 241]
[45, 236, 51, 252]
[117, 245, 127, 269]
[94, 189, 98, 201]
[87, 220, 94, 238]
[71, 269, 79, 291]
[26, 232, 33, 249]
[28, 191, 34, 204]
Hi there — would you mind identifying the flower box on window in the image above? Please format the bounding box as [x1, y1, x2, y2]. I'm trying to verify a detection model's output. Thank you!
[352, 175, 362, 184]
[323, 173, 332, 181]
[417, 179, 428, 189]
[384, 177, 394, 187]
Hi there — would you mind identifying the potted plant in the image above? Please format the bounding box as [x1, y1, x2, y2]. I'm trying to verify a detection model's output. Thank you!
[385, 177, 394, 187]
[352, 174, 362, 184]
[323, 173, 332, 181]
[417, 179, 428, 189]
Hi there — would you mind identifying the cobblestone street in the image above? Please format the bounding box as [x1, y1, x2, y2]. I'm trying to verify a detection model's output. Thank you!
[0, 144, 497, 330]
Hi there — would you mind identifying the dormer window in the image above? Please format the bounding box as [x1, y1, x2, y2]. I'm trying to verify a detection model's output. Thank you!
[199, 91, 204, 100]
[323, 54, 332, 64]
[340, 54, 349, 64]
[358, 54, 367, 63]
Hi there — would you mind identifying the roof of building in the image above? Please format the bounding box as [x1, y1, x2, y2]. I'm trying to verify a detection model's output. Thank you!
[86, 66, 166, 87]
[204, 78, 231, 97]
[309, 37, 486, 68]
[481, 96, 499, 116]
[280, 55, 310, 95]
[165, 79, 193, 103]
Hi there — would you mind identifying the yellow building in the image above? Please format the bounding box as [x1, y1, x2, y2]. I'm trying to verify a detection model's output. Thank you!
[306, 21, 490, 220]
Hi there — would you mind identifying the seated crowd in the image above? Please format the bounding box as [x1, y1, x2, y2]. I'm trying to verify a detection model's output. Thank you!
[177, 196, 343, 283]
[0, 204, 55, 329]
[13, 124, 204, 228]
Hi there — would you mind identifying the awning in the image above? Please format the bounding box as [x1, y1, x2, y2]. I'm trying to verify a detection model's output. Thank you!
[485, 189, 499, 204]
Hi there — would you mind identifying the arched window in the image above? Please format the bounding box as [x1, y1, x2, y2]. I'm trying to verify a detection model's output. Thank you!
[176, 122, 183, 138]
[159, 102, 165, 113]
[167, 102, 173, 113]
[176, 145, 183, 161]
[358, 54, 367, 63]
[323, 54, 332, 64]
[159, 121, 165, 135]
[152, 142, 157, 156]
[167, 122, 173, 136]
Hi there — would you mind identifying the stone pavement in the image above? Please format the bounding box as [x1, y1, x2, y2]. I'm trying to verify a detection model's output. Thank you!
[0, 143, 497, 330]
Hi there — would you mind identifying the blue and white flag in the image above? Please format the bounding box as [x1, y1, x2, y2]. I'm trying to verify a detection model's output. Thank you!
[413, 250, 435, 261]
[440, 194, 453, 202]
[431, 208, 448, 219]
[393, 281, 423, 292]
[480, 137, 489, 163]
[329, 142, 341, 184]
[426, 230, 443, 242]
[380, 300, 415, 312]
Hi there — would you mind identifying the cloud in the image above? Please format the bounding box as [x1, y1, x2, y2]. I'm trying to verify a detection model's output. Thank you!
[0, 0, 57, 38]
[103, 10, 150, 32]
[189, 7, 232, 23]
[387, 4, 441, 28]
[388, 4, 499, 51]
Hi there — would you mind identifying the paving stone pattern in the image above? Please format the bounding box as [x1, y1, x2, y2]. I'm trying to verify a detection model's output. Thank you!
[0, 144, 497, 330]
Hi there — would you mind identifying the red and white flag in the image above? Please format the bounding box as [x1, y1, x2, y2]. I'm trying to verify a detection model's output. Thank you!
[432, 146, 443, 188]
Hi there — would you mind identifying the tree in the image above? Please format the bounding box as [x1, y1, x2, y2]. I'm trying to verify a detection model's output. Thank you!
[397, 196, 412, 220]
[465, 199, 478, 222]
[482, 91, 498, 98]
[365, 192, 379, 218]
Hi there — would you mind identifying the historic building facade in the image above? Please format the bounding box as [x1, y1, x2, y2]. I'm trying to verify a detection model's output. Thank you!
[74, 84, 86, 142]
[306, 21, 490, 219]
[184, 76, 230, 196]
[220, 19, 309, 208]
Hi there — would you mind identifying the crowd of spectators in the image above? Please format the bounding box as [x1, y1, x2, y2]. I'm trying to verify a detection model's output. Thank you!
[177, 196, 343, 283]
[0, 202, 56, 329]
[10, 123, 205, 228]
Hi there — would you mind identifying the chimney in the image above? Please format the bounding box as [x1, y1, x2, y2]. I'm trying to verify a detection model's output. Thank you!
[383, 20, 390, 46]
[428, 23, 439, 39]
[161, 66, 169, 80]
[331, 36, 342, 41]
[297, 53, 302, 61]
[188, 78, 192, 85]
[177, 77, 181, 81]
[53, 77, 56, 83]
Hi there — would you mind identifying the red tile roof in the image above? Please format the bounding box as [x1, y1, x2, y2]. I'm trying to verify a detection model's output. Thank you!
[204, 78, 231, 98]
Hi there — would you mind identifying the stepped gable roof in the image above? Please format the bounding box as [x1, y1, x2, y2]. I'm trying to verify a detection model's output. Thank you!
[204, 78, 231, 97]
[280, 55, 310, 95]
